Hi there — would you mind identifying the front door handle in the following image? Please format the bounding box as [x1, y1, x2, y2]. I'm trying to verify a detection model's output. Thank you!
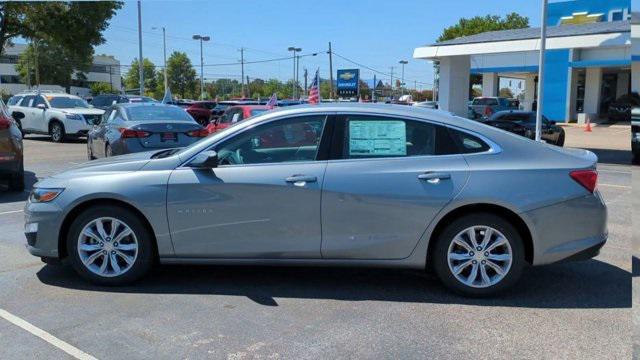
[285, 175, 317, 184]
[418, 172, 451, 184]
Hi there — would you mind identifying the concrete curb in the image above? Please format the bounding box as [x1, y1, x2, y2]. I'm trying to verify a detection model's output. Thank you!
[558, 123, 630, 129]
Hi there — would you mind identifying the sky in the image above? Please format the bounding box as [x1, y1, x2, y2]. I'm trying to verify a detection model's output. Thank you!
[92, 0, 544, 90]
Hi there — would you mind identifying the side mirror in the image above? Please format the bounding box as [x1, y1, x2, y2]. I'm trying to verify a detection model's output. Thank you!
[549, 120, 556, 125]
[36, 103, 47, 110]
[189, 150, 218, 168]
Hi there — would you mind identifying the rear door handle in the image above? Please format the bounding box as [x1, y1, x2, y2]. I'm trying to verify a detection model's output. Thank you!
[418, 172, 451, 183]
[285, 175, 317, 184]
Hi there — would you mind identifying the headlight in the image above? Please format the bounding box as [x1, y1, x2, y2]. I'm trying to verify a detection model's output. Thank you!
[65, 113, 83, 120]
[29, 188, 64, 203]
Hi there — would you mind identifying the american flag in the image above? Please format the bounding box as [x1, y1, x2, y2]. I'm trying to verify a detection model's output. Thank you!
[266, 93, 277, 109]
[308, 69, 320, 104]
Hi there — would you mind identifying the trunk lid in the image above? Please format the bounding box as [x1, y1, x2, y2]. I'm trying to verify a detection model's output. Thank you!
[127, 121, 204, 149]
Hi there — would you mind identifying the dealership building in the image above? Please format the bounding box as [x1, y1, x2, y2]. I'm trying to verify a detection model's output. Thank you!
[0, 44, 122, 97]
[413, 0, 632, 122]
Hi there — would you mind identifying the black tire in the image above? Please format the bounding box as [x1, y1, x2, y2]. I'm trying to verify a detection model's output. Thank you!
[49, 121, 65, 143]
[105, 144, 112, 157]
[556, 131, 565, 147]
[8, 161, 24, 192]
[87, 141, 95, 160]
[66, 205, 155, 285]
[432, 213, 525, 297]
[14, 119, 24, 137]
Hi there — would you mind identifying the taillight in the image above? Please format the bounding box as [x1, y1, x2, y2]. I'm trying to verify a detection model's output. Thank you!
[119, 128, 150, 138]
[0, 115, 11, 130]
[570, 169, 598, 193]
[186, 129, 209, 137]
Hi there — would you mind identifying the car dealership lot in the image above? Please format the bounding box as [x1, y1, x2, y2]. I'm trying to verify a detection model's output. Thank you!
[0, 130, 633, 359]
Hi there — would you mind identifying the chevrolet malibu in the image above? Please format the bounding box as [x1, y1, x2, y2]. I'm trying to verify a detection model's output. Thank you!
[24, 104, 607, 296]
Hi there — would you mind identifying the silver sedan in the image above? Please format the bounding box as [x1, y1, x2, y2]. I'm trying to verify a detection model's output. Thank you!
[24, 103, 607, 296]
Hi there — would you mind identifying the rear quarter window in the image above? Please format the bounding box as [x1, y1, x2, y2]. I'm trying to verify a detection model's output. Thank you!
[448, 128, 491, 154]
[7, 96, 22, 106]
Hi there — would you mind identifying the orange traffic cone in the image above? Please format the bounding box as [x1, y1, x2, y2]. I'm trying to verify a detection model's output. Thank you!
[584, 118, 592, 132]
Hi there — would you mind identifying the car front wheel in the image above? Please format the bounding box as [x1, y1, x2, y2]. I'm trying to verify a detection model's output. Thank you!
[49, 121, 65, 143]
[67, 206, 154, 285]
[432, 213, 525, 297]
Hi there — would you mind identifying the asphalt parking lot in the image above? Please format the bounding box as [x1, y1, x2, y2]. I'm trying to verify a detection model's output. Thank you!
[0, 126, 633, 359]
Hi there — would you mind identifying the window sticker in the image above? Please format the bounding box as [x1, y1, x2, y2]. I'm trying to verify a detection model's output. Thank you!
[349, 120, 406, 156]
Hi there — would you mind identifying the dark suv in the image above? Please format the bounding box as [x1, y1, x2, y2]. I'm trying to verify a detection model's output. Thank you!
[486, 110, 565, 146]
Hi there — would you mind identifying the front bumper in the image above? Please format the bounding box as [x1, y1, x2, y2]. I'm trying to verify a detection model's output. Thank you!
[23, 199, 65, 259]
[525, 192, 608, 266]
[63, 120, 91, 137]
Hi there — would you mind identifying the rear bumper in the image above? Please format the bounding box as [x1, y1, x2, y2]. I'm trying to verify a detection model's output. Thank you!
[525, 192, 607, 266]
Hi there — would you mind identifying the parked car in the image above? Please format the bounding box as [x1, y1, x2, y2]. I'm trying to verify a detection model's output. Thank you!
[185, 101, 217, 126]
[413, 101, 438, 109]
[606, 92, 640, 122]
[209, 101, 241, 123]
[26, 104, 606, 297]
[7, 91, 105, 142]
[206, 105, 270, 133]
[632, 107, 640, 163]
[468, 97, 517, 120]
[87, 103, 208, 159]
[485, 110, 565, 146]
[0, 98, 24, 191]
[91, 94, 158, 110]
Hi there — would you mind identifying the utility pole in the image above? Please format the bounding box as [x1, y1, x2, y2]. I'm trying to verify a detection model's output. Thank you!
[328, 42, 334, 99]
[239, 47, 245, 98]
[137, 1, 144, 96]
[34, 40, 40, 87]
[193, 34, 210, 100]
[398, 60, 408, 96]
[535, 0, 548, 142]
[152, 26, 168, 94]
[389, 66, 395, 99]
[304, 68, 308, 96]
[287, 46, 301, 99]
[246, 75, 250, 97]
[373, 74, 377, 102]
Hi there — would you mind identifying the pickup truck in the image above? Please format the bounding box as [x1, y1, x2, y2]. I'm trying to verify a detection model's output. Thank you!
[468, 97, 518, 120]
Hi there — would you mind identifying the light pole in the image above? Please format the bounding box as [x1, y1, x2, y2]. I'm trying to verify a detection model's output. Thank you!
[535, 0, 548, 142]
[398, 60, 408, 96]
[288, 46, 301, 99]
[152, 27, 168, 94]
[137, 0, 144, 96]
[193, 34, 210, 100]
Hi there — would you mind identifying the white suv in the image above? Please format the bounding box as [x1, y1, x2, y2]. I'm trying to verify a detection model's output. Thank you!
[7, 91, 105, 142]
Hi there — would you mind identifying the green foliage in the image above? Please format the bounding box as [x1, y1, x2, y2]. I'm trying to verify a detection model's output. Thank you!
[89, 81, 113, 95]
[499, 87, 514, 98]
[15, 41, 91, 90]
[124, 58, 158, 95]
[166, 51, 197, 99]
[437, 13, 529, 42]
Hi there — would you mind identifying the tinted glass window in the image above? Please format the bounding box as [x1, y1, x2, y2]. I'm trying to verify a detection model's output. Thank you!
[92, 95, 118, 107]
[7, 96, 22, 106]
[473, 98, 498, 106]
[48, 97, 89, 108]
[215, 116, 326, 165]
[251, 109, 267, 116]
[32, 96, 47, 108]
[125, 106, 194, 122]
[21, 95, 35, 107]
[449, 129, 490, 153]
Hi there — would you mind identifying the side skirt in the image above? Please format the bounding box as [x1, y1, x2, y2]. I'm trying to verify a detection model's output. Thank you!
[159, 257, 425, 269]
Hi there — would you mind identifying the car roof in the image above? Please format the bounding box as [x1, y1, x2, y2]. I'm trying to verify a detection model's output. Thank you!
[116, 102, 179, 109]
[234, 105, 269, 110]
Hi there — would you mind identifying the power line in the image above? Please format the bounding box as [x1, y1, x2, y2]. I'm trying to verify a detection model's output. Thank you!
[331, 51, 432, 87]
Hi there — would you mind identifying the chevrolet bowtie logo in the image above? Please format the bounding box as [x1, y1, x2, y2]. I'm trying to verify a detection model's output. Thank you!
[560, 12, 603, 25]
[339, 72, 355, 80]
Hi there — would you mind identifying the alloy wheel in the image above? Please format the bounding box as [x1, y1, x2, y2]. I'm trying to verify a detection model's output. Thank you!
[77, 217, 139, 277]
[447, 226, 512, 288]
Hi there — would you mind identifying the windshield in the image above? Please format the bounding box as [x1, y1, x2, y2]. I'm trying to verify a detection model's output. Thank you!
[48, 97, 89, 108]
[125, 106, 194, 122]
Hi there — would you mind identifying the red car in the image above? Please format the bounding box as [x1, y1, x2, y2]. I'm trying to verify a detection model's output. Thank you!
[206, 105, 270, 133]
[186, 101, 217, 126]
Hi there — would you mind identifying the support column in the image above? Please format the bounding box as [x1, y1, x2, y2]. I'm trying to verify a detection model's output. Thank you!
[481, 73, 498, 97]
[438, 55, 470, 117]
[633, 62, 640, 93]
[523, 75, 536, 111]
[616, 72, 630, 98]
[583, 67, 602, 115]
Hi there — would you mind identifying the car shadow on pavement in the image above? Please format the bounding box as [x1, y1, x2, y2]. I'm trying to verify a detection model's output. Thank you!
[23, 135, 86, 143]
[36, 259, 630, 309]
[0, 171, 37, 203]
[582, 148, 633, 166]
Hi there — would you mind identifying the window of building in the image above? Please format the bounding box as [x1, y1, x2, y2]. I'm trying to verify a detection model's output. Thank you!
[0, 75, 22, 84]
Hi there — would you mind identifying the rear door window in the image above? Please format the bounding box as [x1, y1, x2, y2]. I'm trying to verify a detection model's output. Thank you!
[32, 96, 47, 108]
[21, 95, 35, 107]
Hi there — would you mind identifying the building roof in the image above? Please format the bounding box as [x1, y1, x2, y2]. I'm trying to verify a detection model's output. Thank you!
[432, 20, 630, 46]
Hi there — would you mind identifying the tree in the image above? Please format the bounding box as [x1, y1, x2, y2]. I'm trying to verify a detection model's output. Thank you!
[499, 87, 514, 98]
[15, 41, 92, 90]
[166, 51, 197, 99]
[437, 13, 529, 42]
[124, 58, 158, 95]
[0, 2, 122, 56]
[90, 81, 113, 95]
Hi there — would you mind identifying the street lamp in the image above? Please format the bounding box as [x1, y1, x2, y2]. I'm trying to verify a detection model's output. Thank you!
[152, 26, 168, 94]
[398, 60, 408, 96]
[288, 46, 301, 99]
[193, 34, 211, 100]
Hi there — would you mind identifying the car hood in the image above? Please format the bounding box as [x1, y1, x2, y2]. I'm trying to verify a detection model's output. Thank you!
[60, 108, 105, 115]
[49, 151, 159, 180]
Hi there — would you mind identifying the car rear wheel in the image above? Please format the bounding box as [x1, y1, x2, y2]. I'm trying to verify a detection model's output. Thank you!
[87, 141, 95, 160]
[432, 213, 525, 297]
[67, 205, 154, 285]
[49, 121, 65, 143]
[556, 131, 565, 147]
[105, 144, 113, 157]
[8, 161, 24, 192]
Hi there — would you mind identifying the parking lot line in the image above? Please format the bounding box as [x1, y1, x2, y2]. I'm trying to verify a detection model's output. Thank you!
[0, 309, 97, 360]
[0, 210, 22, 216]
[599, 183, 631, 190]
